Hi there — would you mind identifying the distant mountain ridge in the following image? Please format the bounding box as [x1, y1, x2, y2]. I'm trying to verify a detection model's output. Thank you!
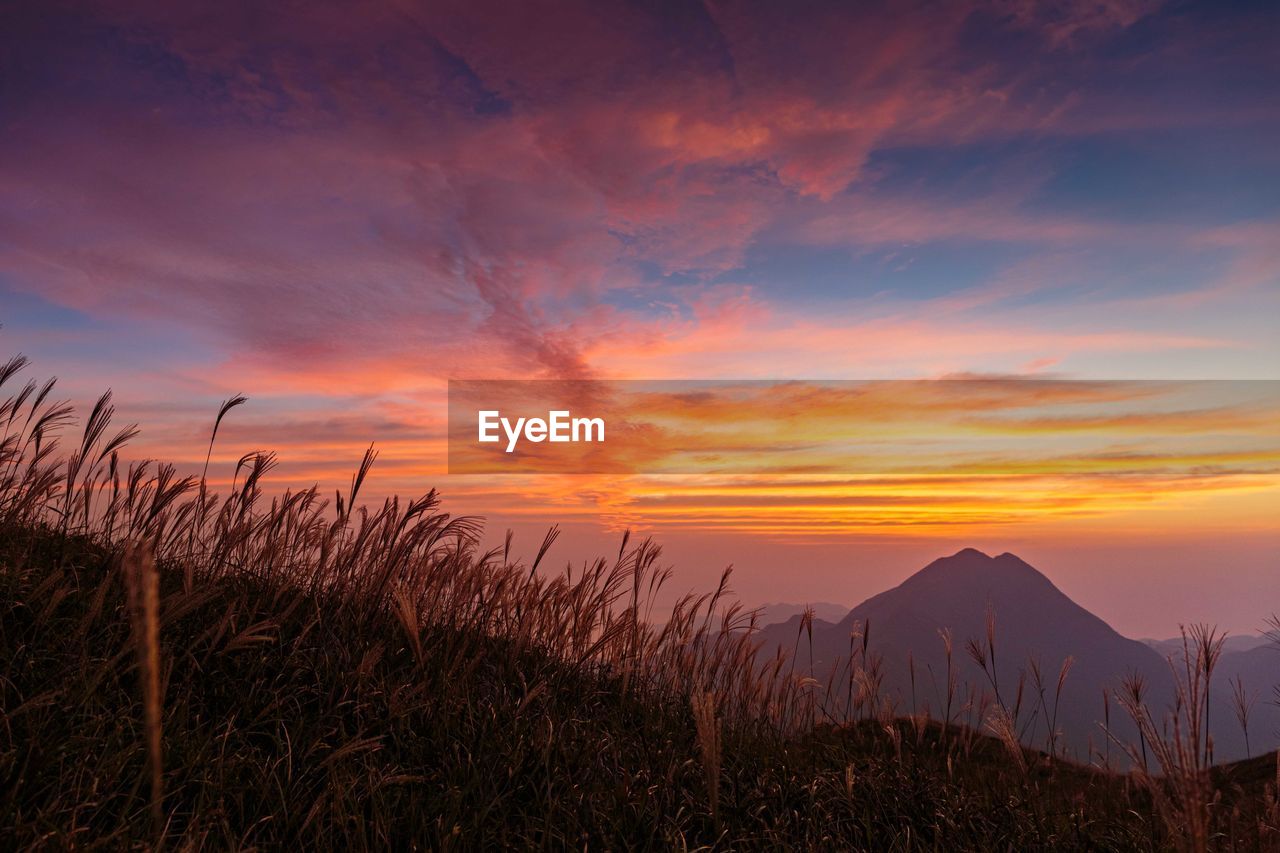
[755, 601, 849, 625]
[755, 548, 1279, 764]
[1143, 635, 1270, 656]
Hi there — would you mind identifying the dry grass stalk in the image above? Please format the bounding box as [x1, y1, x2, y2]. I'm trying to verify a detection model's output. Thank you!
[985, 706, 1026, 776]
[1230, 674, 1257, 760]
[1112, 624, 1226, 853]
[122, 539, 164, 843]
[691, 689, 722, 831]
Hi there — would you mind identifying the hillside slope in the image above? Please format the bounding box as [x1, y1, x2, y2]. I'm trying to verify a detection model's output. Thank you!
[0, 526, 1185, 850]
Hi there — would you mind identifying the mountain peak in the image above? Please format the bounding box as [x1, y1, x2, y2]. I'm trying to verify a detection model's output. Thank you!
[902, 547, 1054, 596]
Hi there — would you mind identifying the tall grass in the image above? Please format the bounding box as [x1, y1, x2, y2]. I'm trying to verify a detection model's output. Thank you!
[0, 352, 795, 736]
[1112, 626, 1238, 853]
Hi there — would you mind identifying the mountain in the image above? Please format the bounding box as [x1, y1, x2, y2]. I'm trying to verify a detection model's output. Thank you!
[1218, 645, 1280, 714]
[1144, 635, 1270, 657]
[1220, 645, 1279, 683]
[755, 548, 1278, 764]
[756, 601, 849, 625]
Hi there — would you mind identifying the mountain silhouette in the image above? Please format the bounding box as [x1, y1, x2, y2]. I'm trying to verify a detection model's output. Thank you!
[756, 601, 849, 625]
[1144, 634, 1270, 656]
[755, 548, 1276, 764]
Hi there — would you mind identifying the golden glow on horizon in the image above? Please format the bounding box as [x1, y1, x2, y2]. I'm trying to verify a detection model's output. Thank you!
[128, 380, 1279, 543]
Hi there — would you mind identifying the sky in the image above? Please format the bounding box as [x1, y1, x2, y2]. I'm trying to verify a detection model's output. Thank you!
[2, 0, 1278, 637]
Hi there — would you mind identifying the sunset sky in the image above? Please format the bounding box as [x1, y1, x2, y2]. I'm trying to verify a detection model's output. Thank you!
[2, 0, 1278, 636]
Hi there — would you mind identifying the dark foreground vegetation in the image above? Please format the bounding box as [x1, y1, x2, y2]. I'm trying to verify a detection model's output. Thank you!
[0, 354, 1277, 850]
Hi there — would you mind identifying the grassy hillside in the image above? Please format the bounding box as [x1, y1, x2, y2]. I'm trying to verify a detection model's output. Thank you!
[0, 525, 1159, 849]
[0, 355, 1276, 849]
